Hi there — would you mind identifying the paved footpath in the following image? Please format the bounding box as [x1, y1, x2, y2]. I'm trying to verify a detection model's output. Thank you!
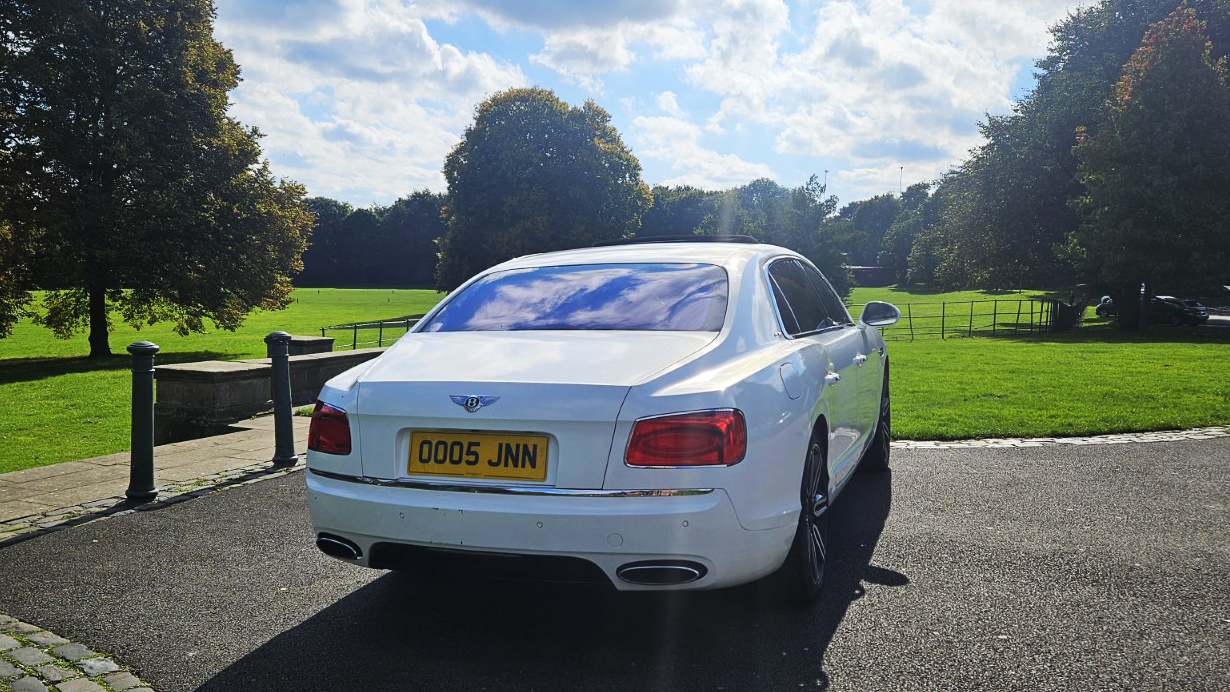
[1, 423, 1227, 692]
[0, 416, 309, 546]
[1, 415, 308, 692]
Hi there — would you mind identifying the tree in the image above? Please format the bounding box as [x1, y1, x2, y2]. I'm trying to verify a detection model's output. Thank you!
[0, 222, 33, 336]
[693, 175, 852, 296]
[297, 198, 354, 287]
[1073, 6, 1230, 328]
[836, 194, 903, 266]
[929, 0, 1230, 290]
[435, 88, 652, 290]
[0, 0, 311, 356]
[641, 185, 718, 237]
[877, 182, 936, 283]
[793, 177, 851, 297]
[381, 191, 447, 287]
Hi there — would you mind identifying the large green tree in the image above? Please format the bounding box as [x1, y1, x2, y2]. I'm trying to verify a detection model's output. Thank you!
[381, 191, 447, 287]
[296, 197, 354, 287]
[0, 0, 311, 356]
[435, 88, 653, 290]
[835, 193, 903, 266]
[641, 185, 717, 237]
[691, 176, 852, 296]
[928, 0, 1230, 290]
[297, 192, 446, 288]
[879, 182, 937, 283]
[1073, 6, 1230, 328]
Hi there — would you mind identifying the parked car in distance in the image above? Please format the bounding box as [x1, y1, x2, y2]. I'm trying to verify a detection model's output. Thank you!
[1152, 296, 1208, 326]
[1095, 296, 1116, 318]
[1179, 299, 1210, 325]
[305, 237, 899, 604]
[1097, 295, 1208, 325]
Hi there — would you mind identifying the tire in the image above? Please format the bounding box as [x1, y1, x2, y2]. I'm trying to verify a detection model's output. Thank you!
[860, 375, 891, 473]
[778, 436, 829, 605]
[1168, 313, 1182, 327]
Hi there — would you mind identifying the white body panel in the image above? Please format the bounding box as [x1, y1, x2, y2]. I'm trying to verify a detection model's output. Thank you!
[307, 242, 892, 591]
[307, 474, 797, 589]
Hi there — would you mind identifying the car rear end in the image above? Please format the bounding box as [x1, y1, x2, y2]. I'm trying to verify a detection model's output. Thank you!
[305, 250, 800, 590]
[1182, 300, 1209, 324]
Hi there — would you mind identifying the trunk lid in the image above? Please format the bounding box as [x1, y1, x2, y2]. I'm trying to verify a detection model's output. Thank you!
[351, 331, 716, 487]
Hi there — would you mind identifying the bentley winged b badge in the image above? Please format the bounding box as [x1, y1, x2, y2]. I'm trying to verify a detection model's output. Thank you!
[451, 395, 500, 413]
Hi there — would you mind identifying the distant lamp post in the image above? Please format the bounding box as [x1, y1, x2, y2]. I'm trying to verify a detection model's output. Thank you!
[899, 166, 904, 194]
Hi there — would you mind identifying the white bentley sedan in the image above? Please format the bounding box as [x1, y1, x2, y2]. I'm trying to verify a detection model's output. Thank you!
[306, 238, 899, 602]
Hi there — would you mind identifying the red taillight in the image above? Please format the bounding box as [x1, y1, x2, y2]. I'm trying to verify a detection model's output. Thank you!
[308, 401, 351, 455]
[625, 410, 747, 467]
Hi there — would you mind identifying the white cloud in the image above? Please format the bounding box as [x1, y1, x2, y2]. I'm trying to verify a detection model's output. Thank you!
[209, 0, 1078, 205]
[665, 0, 1073, 198]
[837, 164, 916, 198]
[452, 0, 685, 31]
[215, 0, 526, 203]
[528, 19, 707, 91]
[631, 115, 775, 189]
[656, 91, 686, 118]
[529, 28, 636, 91]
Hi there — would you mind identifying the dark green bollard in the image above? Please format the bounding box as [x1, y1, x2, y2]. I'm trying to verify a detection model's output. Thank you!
[126, 341, 159, 502]
[266, 331, 298, 465]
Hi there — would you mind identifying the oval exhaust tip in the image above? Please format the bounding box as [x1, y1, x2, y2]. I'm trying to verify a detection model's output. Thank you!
[316, 534, 362, 560]
[616, 560, 707, 586]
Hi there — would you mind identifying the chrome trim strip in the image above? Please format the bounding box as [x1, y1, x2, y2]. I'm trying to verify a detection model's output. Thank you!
[309, 469, 714, 497]
[617, 565, 702, 584]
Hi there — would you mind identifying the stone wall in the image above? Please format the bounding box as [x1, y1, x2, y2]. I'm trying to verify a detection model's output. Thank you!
[154, 347, 384, 443]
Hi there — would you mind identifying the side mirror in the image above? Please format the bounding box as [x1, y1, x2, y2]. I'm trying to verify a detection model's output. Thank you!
[859, 301, 901, 327]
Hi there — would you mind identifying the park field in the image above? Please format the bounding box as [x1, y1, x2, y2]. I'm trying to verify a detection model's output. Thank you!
[0, 286, 1225, 473]
[0, 289, 445, 473]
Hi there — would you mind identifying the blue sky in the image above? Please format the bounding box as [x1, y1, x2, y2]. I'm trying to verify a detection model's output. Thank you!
[213, 0, 1079, 208]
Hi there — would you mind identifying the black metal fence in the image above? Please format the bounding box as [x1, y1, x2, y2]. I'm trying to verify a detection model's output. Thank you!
[321, 314, 424, 350]
[322, 300, 1060, 348]
[848, 299, 1060, 340]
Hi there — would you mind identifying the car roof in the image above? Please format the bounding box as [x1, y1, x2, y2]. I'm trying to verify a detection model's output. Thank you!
[491, 241, 796, 272]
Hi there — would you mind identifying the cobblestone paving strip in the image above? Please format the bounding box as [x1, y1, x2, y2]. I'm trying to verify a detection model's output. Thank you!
[890, 425, 1228, 449]
[0, 614, 152, 692]
[0, 458, 304, 549]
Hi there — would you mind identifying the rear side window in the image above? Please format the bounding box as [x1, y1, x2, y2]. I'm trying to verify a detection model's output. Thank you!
[422, 263, 729, 332]
[768, 259, 833, 336]
[801, 263, 852, 325]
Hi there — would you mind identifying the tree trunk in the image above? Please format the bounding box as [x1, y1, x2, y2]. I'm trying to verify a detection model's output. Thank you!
[87, 284, 111, 357]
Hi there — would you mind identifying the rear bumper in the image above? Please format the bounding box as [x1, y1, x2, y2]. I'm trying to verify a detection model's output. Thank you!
[306, 469, 795, 590]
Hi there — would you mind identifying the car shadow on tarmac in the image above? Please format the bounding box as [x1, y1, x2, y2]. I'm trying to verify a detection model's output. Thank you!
[197, 470, 902, 692]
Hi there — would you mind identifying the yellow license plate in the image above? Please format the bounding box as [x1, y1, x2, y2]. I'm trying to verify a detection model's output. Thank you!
[409, 431, 549, 481]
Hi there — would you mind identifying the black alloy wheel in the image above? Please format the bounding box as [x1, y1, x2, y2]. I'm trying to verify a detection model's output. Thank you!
[780, 437, 829, 604]
[860, 376, 891, 473]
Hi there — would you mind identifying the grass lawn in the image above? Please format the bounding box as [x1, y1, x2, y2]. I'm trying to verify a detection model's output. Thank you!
[852, 284, 1228, 438]
[888, 327, 1228, 439]
[0, 285, 1225, 473]
[849, 285, 1065, 339]
[847, 285, 1055, 305]
[0, 289, 444, 473]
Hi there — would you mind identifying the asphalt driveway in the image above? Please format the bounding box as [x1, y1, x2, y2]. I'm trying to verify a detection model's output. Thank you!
[1, 438, 1227, 692]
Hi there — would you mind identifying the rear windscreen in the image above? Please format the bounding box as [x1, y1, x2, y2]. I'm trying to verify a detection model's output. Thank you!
[422, 263, 729, 332]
